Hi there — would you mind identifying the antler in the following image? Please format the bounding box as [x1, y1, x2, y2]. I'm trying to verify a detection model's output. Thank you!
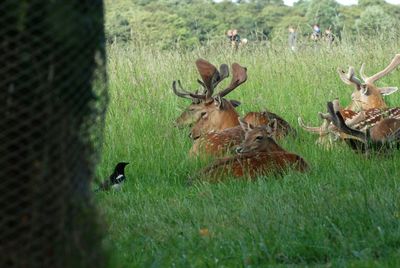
[195, 59, 230, 99]
[360, 54, 400, 84]
[172, 80, 202, 103]
[216, 63, 247, 98]
[337, 66, 362, 88]
[297, 116, 329, 134]
[327, 101, 366, 142]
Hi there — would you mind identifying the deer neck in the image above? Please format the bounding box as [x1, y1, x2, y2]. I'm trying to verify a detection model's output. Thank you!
[260, 138, 285, 153]
[363, 97, 387, 110]
[213, 109, 240, 131]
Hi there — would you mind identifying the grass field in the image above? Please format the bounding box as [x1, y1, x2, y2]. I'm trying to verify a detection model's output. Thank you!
[95, 39, 400, 267]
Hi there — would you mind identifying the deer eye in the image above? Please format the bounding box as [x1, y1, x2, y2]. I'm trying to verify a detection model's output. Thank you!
[255, 136, 263, 141]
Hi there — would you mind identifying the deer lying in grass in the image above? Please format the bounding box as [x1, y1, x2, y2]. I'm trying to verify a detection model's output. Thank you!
[191, 119, 308, 183]
[327, 100, 400, 153]
[299, 54, 400, 147]
[191, 110, 297, 156]
[173, 59, 241, 128]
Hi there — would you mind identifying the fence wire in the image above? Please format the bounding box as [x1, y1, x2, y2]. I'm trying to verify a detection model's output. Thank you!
[0, 1, 108, 267]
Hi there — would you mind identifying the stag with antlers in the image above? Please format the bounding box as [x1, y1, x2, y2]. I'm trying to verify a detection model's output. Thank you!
[299, 54, 400, 147]
[173, 58, 296, 156]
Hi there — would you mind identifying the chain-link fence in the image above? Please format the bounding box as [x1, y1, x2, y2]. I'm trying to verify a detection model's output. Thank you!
[0, 1, 108, 267]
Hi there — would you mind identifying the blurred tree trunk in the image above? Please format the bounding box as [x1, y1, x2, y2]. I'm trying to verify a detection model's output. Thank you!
[0, 1, 107, 267]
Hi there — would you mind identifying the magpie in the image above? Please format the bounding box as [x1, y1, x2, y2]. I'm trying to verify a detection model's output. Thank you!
[96, 162, 129, 191]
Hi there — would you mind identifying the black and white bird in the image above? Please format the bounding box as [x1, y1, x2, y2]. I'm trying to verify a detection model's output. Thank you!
[96, 162, 129, 191]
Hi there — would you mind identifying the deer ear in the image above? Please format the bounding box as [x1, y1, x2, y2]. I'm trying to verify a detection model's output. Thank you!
[239, 118, 253, 132]
[266, 118, 277, 134]
[229, 99, 241, 107]
[214, 96, 224, 110]
[379, 87, 398, 96]
[360, 85, 369, 96]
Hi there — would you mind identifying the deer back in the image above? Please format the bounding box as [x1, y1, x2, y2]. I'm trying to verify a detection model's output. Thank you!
[189, 125, 244, 157]
[243, 111, 296, 139]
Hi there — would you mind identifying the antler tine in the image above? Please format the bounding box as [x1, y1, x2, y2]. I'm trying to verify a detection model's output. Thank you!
[327, 101, 366, 141]
[363, 54, 400, 84]
[217, 63, 247, 98]
[297, 117, 326, 134]
[172, 80, 195, 100]
[318, 112, 332, 121]
[196, 78, 213, 97]
[337, 66, 362, 87]
[359, 63, 368, 82]
[332, 98, 340, 113]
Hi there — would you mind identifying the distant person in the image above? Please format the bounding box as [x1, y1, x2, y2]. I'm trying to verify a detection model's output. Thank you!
[323, 28, 335, 47]
[310, 24, 321, 41]
[231, 29, 241, 50]
[288, 26, 297, 51]
[227, 29, 241, 50]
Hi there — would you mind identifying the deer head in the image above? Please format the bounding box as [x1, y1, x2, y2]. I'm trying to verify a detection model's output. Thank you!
[173, 59, 241, 128]
[190, 62, 247, 140]
[337, 54, 400, 111]
[236, 118, 284, 154]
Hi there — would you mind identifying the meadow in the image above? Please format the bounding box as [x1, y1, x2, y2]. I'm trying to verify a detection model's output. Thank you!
[96, 39, 400, 267]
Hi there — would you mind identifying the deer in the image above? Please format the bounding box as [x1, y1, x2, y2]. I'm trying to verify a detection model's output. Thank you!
[327, 100, 400, 153]
[299, 54, 400, 147]
[190, 119, 308, 183]
[172, 59, 241, 128]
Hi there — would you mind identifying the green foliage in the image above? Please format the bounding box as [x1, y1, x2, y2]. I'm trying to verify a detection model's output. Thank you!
[104, 0, 400, 49]
[358, 0, 386, 7]
[356, 6, 396, 37]
[305, 0, 339, 29]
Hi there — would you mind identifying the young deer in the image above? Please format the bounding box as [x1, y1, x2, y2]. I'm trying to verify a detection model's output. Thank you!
[299, 54, 400, 147]
[172, 59, 241, 128]
[326, 100, 400, 153]
[193, 110, 296, 156]
[192, 119, 308, 183]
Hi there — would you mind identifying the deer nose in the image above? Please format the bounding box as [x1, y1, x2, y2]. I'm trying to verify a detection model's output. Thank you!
[235, 147, 243, 154]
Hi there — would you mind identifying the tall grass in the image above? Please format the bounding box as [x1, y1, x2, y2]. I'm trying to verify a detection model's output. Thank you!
[97, 39, 400, 267]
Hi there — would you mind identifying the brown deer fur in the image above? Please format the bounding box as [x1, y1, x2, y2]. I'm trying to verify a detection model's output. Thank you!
[192, 120, 308, 182]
